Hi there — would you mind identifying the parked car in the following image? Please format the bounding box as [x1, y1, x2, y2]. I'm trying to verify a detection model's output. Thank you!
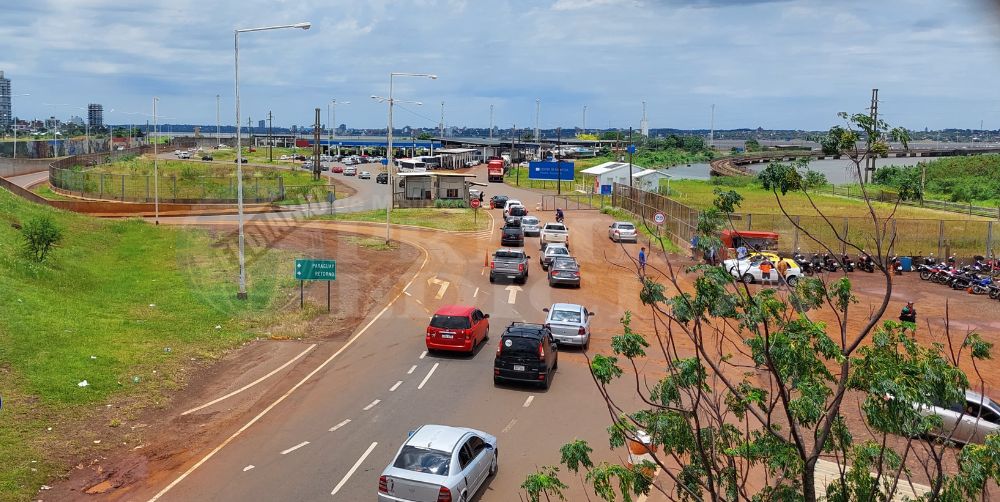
[378, 424, 498, 502]
[494, 322, 558, 389]
[177, 151, 191, 159]
[359, 171, 372, 180]
[539, 243, 570, 271]
[490, 248, 530, 284]
[521, 216, 541, 237]
[543, 303, 593, 349]
[724, 256, 801, 286]
[201, 155, 213, 161]
[490, 194, 509, 209]
[332, 165, 344, 173]
[540, 222, 570, 250]
[376, 172, 389, 184]
[916, 390, 1000, 445]
[344, 166, 357, 176]
[500, 226, 524, 247]
[426, 305, 490, 354]
[608, 221, 638, 243]
[547, 257, 581, 288]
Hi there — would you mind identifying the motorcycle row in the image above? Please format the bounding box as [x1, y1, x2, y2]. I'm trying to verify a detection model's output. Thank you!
[790, 250, 876, 275]
[917, 255, 1000, 299]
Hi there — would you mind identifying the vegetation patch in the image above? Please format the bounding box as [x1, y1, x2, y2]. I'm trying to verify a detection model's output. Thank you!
[873, 154, 1000, 205]
[314, 208, 489, 232]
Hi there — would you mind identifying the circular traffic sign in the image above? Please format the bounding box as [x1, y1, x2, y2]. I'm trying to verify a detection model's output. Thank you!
[471, 198, 481, 209]
[653, 212, 665, 225]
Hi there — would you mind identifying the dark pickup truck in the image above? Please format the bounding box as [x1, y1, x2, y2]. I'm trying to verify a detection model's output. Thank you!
[490, 248, 530, 284]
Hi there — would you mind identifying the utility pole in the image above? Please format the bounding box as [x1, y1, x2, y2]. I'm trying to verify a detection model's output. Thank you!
[556, 127, 562, 195]
[489, 104, 494, 140]
[439, 101, 445, 139]
[709, 104, 715, 147]
[640, 100, 649, 137]
[312, 108, 322, 181]
[582, 105, 587, 134]
[534, 98, 540, 142]
[216, 94, 220, 147]
[268, 111, 273, 162]
[628, 126, 634, 188]
[865, 88, 879, 184]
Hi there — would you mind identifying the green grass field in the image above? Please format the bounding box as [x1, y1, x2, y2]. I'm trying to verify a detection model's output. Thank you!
[314, 208, 491, 232]
[0, 188, 302, 501]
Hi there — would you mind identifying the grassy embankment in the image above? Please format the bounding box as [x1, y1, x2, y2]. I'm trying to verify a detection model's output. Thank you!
[867, 154, 1000, 206]
[314, 208, 491, 232]
[0, 188, 303, 500]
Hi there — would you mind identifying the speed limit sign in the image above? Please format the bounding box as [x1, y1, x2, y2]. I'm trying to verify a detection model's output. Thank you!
[653, 212, 665, 225]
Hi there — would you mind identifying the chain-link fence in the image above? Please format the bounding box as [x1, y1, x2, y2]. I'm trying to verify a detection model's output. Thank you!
[613, 183, 998, 261]
[49, 165, 286, 203]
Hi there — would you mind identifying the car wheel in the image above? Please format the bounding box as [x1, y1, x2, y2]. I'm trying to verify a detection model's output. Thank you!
[548, 280, 554, 287]
[493, 376, 501, 386]
[489, 451, 498, 476]
[489, 273, 495, 283]
[553, 356, 558, 371]
[741, 273, 755, 284]
[786, 275, 798, 286]
[583, 340, 590, 351]
[541, 373, 551, 390]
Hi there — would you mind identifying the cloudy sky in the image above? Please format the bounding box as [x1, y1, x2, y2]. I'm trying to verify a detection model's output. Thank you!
[2, 0, 1000, 131]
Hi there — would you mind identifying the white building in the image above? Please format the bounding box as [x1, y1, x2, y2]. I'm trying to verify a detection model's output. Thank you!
[580, 161, 671, 194]
[631, 168, 672, 192]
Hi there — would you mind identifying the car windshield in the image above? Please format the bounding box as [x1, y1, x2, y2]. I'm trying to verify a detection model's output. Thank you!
[393, 445, 451, 476]
[545, 224, 566, 231]
[495, 251, 524, 259]
[552, 259, 578, 270]
[430, 315, 471, 329]
[501, 335, 541, 356]
[550, 310, 581, 323]
[522, 217, 539, 225]
[509, 206, 527, 216]
[617, 223, 635, 230]
[547, 247, 569, 256]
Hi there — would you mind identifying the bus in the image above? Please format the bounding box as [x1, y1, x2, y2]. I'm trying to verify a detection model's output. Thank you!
[395, 158, 427, 172]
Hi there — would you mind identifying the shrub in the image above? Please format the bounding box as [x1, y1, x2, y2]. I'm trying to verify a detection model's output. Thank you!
[21, 214, 63, 262]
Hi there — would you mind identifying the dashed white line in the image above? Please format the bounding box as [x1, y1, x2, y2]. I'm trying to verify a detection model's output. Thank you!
[404, 291, 412, 296]
[390, 380, 403, 392]
[417, 362, 440, 390]
[243, 465, 255, 472]
[419, 350, 427, 359]
[363, 399, 381, 411]
[329, 419, 351, 432]
[331, 442, 379, 495]
[501, 418, 518, 433]
[407, 365, 417, 375]
[481, 269, 485, 276]
[473, 287, 480, 298]
[280, 441, 310, 455]
[523, 395, 535, 408]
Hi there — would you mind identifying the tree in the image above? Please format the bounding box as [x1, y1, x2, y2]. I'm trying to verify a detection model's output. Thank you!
[523, 110, 1000, 501]
[417, 132, 433, 140]
[744, 138, 762, 152]
[20, 214, 63, 262]
[821, 126, 847, 155]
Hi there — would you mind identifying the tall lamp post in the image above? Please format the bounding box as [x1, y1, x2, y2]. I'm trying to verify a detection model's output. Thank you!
[153, 97, 160, 225]
[371, 72, 437, 244]
[234, 21, 311, 300]
[1, 93, 29, 159]
[327, 99, 350, 157]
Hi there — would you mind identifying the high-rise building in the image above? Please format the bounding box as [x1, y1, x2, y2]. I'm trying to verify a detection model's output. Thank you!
[87, 103, 104, 128]
[258, 119, 265, 130]
[0, 71, 11, 131]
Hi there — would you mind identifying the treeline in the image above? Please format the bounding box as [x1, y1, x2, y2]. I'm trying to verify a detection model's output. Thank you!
[874, 154, 1000, 203]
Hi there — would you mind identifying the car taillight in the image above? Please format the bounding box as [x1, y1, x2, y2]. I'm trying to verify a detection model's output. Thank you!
[379, 475, 388, 493]
[578, 327, 586, 335]
[496, 340, 502, 356]
[518, 263, 525, 272]
[438, 486, 452, 502]
[538, 343, 545, 360]
[490, 261, 495, 269]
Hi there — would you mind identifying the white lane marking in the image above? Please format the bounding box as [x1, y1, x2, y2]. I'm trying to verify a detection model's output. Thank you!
[415, 298, 423, 305]
[481, 269, 485, 276]
[390, 381, 403, 392]
[505, 285, 522, 304]
[523, 395, 535, 408]
[427, 275, 450, 299]
[329, 419, 351, 432]
[280, 441, 310, 455]
[473, 287, 480, 298]
[404, 291, 412, 296]
[243, 465, 255, 472]
[419, 351, 427, 359]
[331, 442, 379, 495]
[363, 399, 381, 411]
[181, 344, 317, 416]
[147, 244, 431, 502]
[417, 363, 440, 390]
[501, 418, 517, 433]
[407, 365, 417, 375]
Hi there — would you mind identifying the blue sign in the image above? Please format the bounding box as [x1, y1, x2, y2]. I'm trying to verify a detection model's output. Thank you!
[627, 145, 636, 154]
[600, 184, 612, 195]
[528, 160, 575, 181]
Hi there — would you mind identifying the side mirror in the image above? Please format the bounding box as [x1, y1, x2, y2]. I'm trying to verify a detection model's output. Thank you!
[526, 256, 531, 259]
[589, 312, 596, 317]
[484, 313, 490, 319]
[542, 308, 550, 313]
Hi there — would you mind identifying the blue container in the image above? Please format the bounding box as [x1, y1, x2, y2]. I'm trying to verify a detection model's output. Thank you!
[899, 256, 912, 272]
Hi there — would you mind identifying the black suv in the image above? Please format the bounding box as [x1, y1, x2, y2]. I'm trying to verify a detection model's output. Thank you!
[490, 194, 509, 209]
[376, 172, 389, 184]
[494, 323, 558, 389]
[500, 226, 524, 247]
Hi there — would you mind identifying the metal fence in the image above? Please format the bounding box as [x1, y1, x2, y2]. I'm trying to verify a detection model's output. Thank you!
[823, 185, 1000, 219]
[613, 183, 998, 261]
[541, 194, 610, 211]
[49, 165, 286, 203]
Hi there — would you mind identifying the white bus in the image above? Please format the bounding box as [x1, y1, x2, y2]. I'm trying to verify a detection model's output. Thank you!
[395, 158, 427, 172]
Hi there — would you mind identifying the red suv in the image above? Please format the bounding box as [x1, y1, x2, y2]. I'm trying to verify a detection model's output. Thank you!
[426, 305, 490, 354]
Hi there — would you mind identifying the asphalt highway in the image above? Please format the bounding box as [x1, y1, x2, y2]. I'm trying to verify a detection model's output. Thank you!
[132, 165, 653, 501]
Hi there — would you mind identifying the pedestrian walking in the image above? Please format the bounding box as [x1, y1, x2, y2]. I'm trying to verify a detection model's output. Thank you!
[776, 259, 789, 283]
[690, 235, 699, 261]
[899, 301, 917, 323]
[638, 246, 647, 274]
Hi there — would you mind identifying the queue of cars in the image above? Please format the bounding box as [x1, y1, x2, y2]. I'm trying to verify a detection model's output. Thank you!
[490, 196, 580, 289]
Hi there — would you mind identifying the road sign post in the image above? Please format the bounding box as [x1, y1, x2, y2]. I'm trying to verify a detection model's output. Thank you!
[295, 259, 336, 311]
[653, 211, 665, 225]
[471, 197, 480, 224]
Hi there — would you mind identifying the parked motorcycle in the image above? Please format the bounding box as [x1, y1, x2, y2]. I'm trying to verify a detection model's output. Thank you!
[858, 253, 875, 273]
[841, 253, 855, 272]
[793, 250, 814, 275]
[970, 276, 994, 295]
[821, 253, 841, 272]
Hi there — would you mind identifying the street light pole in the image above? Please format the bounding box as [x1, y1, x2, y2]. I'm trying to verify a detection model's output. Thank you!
[234, 21, 311, 300]
[328, 99, 350, 157]
[216, 94, 221, 148]
[372, 72, 437, 244]
[489, 104, 494, 141]
[153, 96, 159, 225]
[582, 105, 587, 134]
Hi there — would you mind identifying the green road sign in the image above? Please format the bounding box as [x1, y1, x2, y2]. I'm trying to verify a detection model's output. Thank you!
[295, 259, 336, 280]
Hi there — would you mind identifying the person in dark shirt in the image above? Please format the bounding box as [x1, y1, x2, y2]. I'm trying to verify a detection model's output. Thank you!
[899, 301, 917, 323]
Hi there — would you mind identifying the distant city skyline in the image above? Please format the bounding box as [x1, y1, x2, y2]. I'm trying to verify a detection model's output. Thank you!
[2, 1, 999, 131]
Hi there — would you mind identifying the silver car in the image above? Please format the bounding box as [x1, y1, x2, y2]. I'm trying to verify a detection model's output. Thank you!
[917, 390, 1000, 444]
[543, 303, 593, 349]
[378, 424, 498, 502]
[608, 221, 638, 242]
[539, 243, 570, 271]
[521, 216, 541, 237]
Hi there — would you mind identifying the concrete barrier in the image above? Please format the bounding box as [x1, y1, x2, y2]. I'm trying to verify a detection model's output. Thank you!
[0, 158, 54, 178]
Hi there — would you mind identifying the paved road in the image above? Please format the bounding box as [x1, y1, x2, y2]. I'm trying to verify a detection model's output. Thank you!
[131, 171, 651, 501]
[5, 169, 48, 188]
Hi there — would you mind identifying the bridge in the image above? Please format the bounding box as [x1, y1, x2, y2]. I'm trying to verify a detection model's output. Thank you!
[709, 146, 1000, 177]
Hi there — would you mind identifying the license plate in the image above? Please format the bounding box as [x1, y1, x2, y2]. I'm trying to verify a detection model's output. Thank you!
[441, 333, 453, 339]
[513, 365, 525, 371]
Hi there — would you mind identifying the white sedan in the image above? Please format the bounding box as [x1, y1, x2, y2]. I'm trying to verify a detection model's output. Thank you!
[378, 424, 497, 502]
[608, 221, 638, 242]
[723, 256, 801, 286]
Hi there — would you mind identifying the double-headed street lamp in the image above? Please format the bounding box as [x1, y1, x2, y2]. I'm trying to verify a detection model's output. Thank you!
[371, 72, 437, 244]
[327, 99, 350, 156]
[1, 93, 30, 159]
[234, 21, 311, 300]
